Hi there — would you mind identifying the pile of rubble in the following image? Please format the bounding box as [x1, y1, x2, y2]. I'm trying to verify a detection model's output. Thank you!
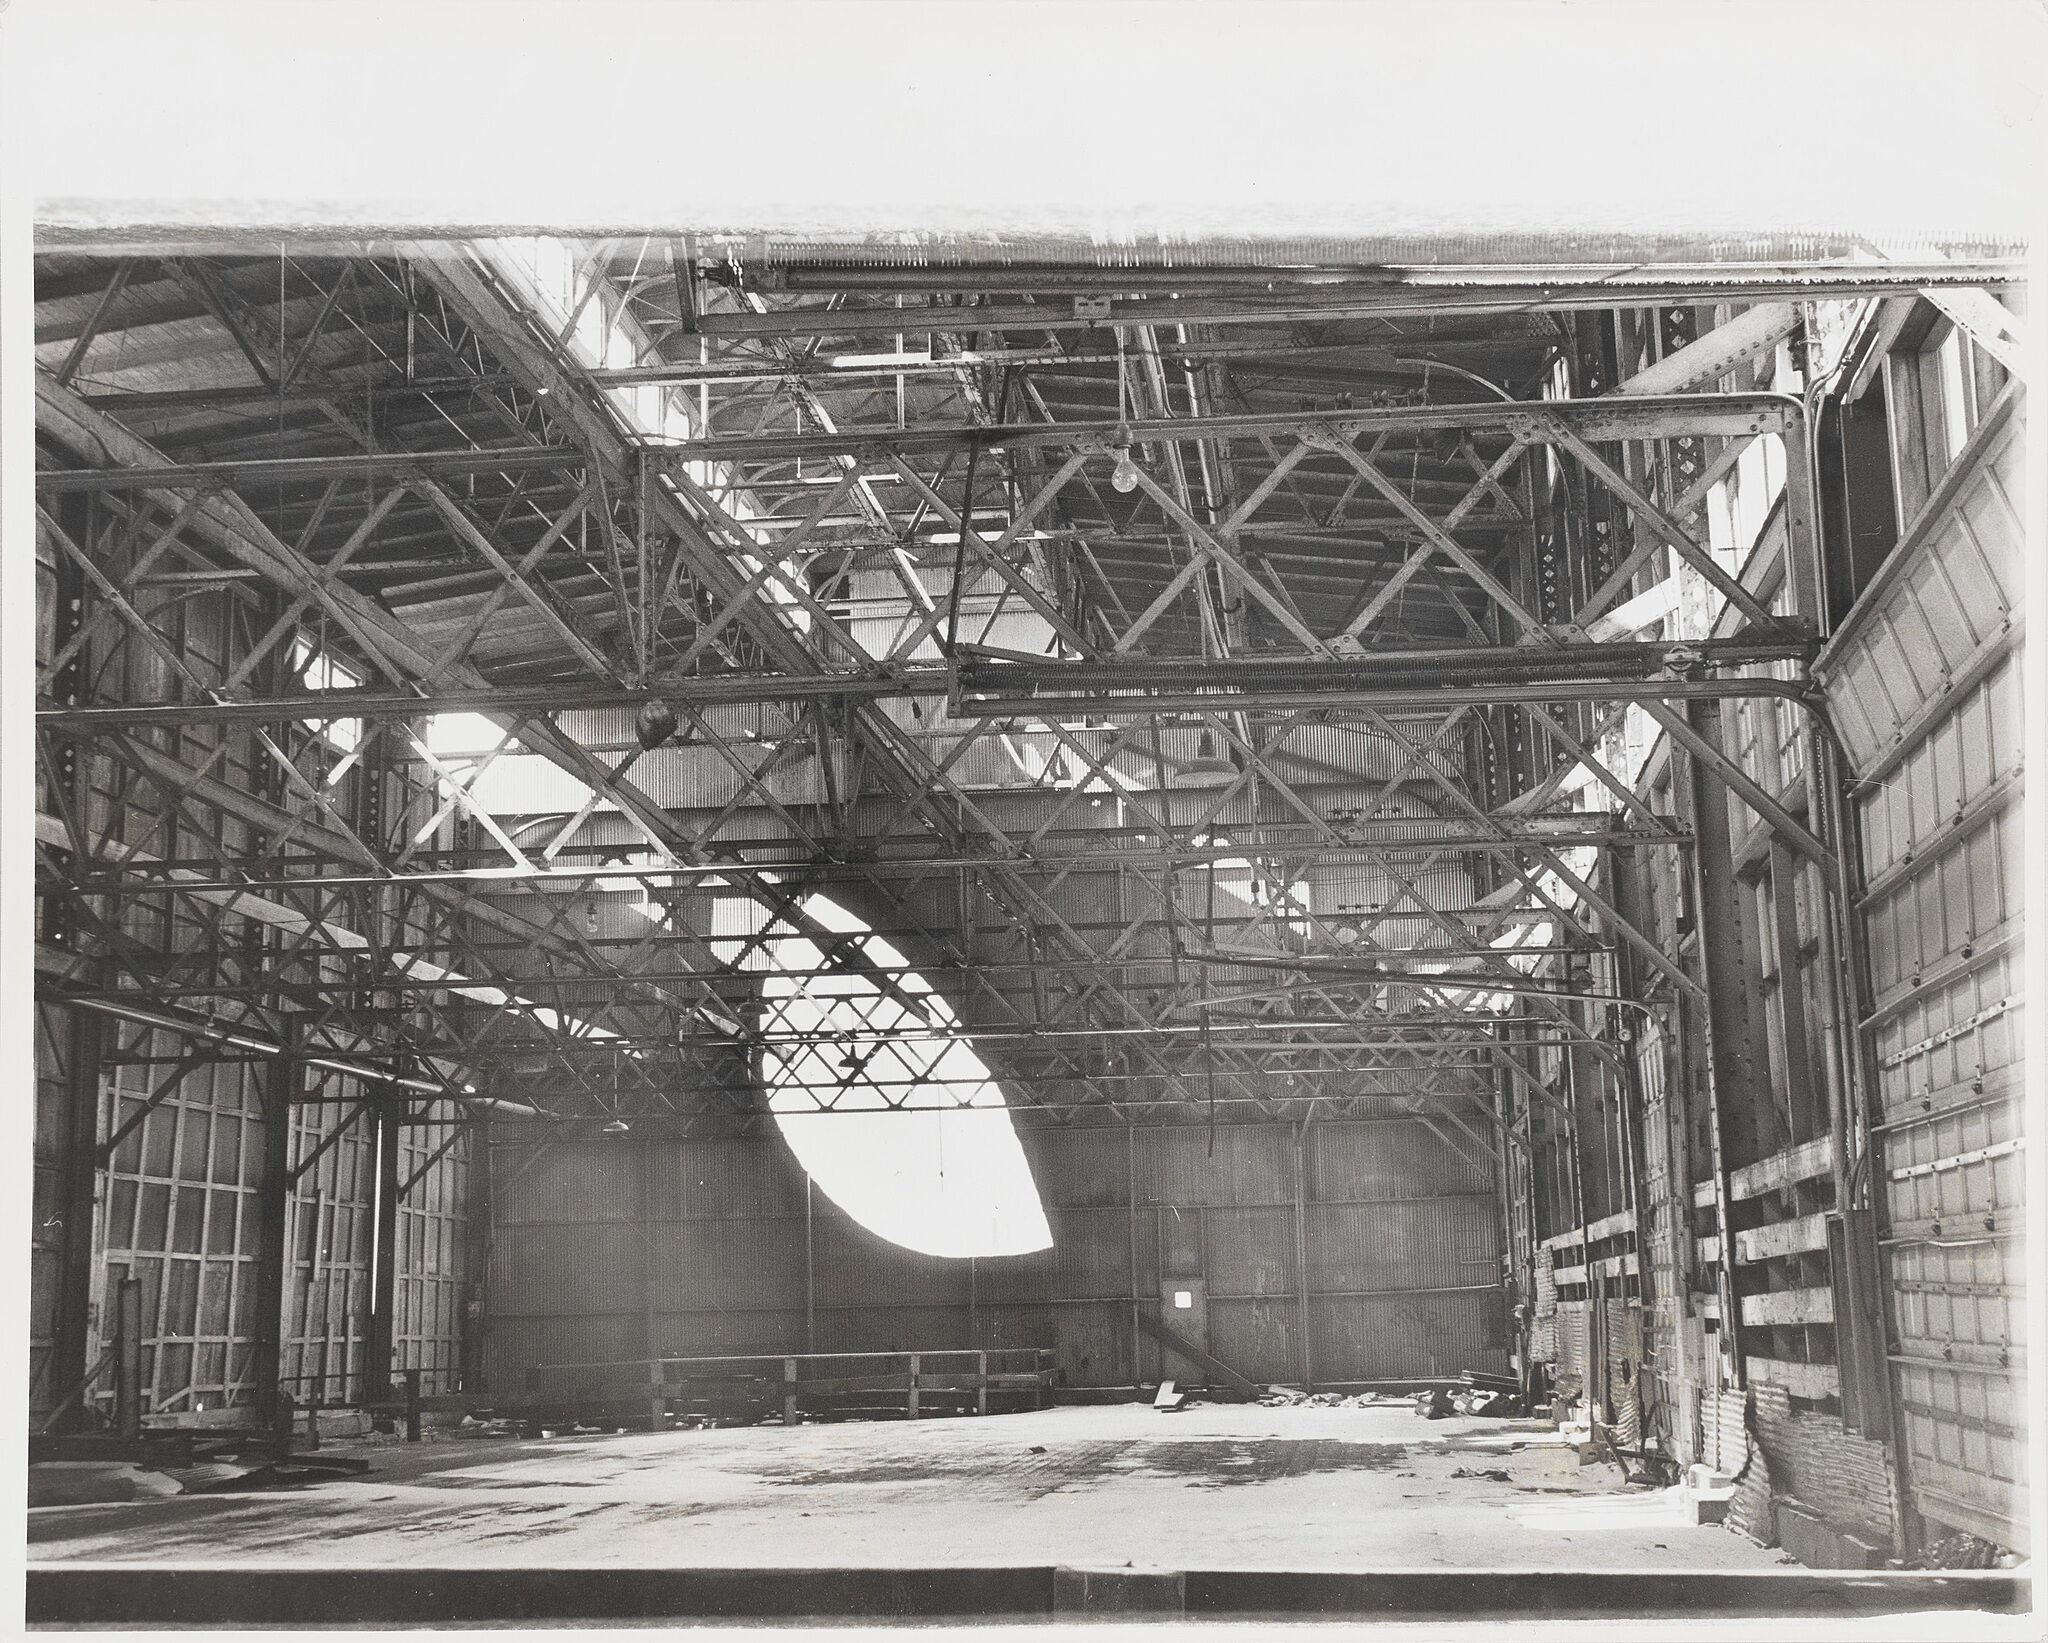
[1258, 1376, 1527, 1419]
[1256, 1386, 1408, 1410]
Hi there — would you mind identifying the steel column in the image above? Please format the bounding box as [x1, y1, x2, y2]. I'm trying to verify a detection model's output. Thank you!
[48, 1005, 105, 1429]
[365, 1090, 403, 1405]
[252, 1029, 297, 1435]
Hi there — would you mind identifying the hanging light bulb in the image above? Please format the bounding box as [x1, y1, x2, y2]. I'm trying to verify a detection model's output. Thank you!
[1109, 327, 1141, 494]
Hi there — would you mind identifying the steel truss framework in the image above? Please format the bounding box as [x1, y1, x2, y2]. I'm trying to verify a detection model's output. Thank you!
[31, 238, 2010, 1185]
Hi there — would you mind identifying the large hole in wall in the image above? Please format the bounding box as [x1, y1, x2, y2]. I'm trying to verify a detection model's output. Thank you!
[757, 891, 1052, 1260]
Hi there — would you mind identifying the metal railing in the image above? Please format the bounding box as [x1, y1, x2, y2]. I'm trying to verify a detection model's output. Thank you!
[524, 1348, 1059, 1425]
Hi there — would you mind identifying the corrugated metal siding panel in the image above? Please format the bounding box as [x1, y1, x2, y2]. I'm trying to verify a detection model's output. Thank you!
[487, 1315, 643, 1384]
[1022, 1128, 1128, 1208]
[815, 1306, 972, 1354]
[1307, 1198, 1500, 1295]
[1825, 400, 2025, 1553]
[490, 1222, 646, 1317]
[1009, 1210, 1119, 1300]
[496, 1145, 641, 1225]
[1310, 1289, 1508, 1381]
[812, 1212, 972, 1310]
[973, 1243, 1063, 1306]
[484, 1121, 1506, 1391]
[651, 1220, 806, 1312]
[1208, 1298, 1301, 1384]
[1311, 1120, 1492, 1199]
[651, 1310, 804, 1358]
[1134, 1125, 1290, 1206]
[1201, 1206, 1297, 1295]
[658, 1140, 806, 1220]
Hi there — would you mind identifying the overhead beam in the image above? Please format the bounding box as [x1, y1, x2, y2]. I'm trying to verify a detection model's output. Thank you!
[647, 394, 1799, 465]
[690, 266, 2021, 339]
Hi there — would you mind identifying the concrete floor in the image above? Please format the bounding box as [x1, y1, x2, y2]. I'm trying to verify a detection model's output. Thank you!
[30, 1402, 1787, 1573]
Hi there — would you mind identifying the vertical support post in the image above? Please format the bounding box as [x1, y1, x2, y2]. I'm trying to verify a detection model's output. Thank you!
[976, 1350, 988, 1417]
[1768, 841, 1822, 1141]
[1814, 726, 1894, 1442]
[114, 1272, 143, 1441]
[803, 1175, 816, 1355]
[49, 1006, 105, 1431]
[1292, 1120, 1314, 1393]
[252, 1030, 296, 1438]
[1684, 699, 1768, 1387]
[460, 1121, 492, 1395]
[907, 1353, 920, 1421]
[639, 1138, 659, 1412]
[1126, 1124, 1142, 1389]
[365, 1091, 402, 1406]
[783, 1357, 799, 1427]
[403, 1367, 421, 1442]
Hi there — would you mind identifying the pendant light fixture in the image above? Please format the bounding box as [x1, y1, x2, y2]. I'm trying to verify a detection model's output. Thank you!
[1110, 326, 1141, 494]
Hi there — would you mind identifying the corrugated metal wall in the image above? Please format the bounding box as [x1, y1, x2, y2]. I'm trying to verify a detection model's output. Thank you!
[1818, 388, 2025, 1549]
[483, 1117, 1509, 1392]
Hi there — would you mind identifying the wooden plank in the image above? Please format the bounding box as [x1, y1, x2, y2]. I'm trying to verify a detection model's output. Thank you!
[1741, 1287, 1837, 1327]
[1592, 1253, 1640, 1279]
[1730, 1135, 1835, 1202]
[1583, 1209, 1638, 1244]
[1745, 1356, 1842, 1400]
[1734, 1213, 1830, 1264]
[1697, 1236, 1721, 1264]
[1552, 1265, 1588, 1287]
[1692, 1180, 1718, 1209]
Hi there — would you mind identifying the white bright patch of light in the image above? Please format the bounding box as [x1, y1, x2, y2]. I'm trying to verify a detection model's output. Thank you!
[760, 892, 1052, 1260]
[291, 634, 362, 753]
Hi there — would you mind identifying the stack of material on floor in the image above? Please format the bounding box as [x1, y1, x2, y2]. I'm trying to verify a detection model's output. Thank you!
[1451, 1388, 1525, 1417]
[1152, 1381, 1188, 1413]
[1258, 1386, 1422, 1409]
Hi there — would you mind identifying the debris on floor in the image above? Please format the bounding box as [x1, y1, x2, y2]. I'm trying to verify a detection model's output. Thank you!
[1899, 1532, 2022, 1571]
[1451, 1466, 1512, 1482]
[1153, 1381, 1188, 1413]
[28, 1463, 184, 1508]
[1257, 1386, 1411, 1409]
[1412, 1387, 1456, 1419]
